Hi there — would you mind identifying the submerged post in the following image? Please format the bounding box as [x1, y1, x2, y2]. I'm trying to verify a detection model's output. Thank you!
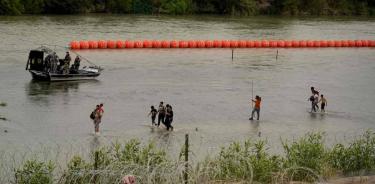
[184, 134, 189, 184]
[276, 49, 279, 60]
[232, 49, 234, 60]
[93, 151, 99, 184]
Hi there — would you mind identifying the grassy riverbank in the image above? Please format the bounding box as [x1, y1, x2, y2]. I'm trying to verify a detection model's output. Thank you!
[1, 0, 374, 16]
[4, 130, 375, 183]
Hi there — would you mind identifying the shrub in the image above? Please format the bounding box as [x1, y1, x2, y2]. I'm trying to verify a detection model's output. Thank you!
[329, 130, 375, 174]
[15, 159, 54, 184]
[282, 132, 326, 181]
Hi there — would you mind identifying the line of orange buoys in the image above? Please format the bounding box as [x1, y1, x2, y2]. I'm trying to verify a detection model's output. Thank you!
[70, 40, 375, 49]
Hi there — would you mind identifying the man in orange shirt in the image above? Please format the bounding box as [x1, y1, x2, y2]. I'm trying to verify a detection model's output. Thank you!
[249, 95, 261, 121]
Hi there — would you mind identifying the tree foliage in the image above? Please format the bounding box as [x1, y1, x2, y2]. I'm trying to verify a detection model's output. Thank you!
[0, 0, 374, 15]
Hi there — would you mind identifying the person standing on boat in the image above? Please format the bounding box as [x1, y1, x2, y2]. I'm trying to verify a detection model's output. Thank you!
[157, 102, 166, 127]
[63, 52, 71, 74]
[73, 56, 80, 70]
[50, 52, 59, 73]
[44, 54, 52, 72]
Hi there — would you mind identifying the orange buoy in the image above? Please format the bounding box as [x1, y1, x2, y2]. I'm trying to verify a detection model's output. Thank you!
[327, 40, 335, 47]
[161, 40, 170, 48]
[369, 40, 375, 47]
[188, 40, 196, 48]
[196, 40, 205, 48]
[98, 40, 107, 49]
[254, 41, 261, 48]
[143, 40, 152, 48]
[88, 41, 98, 49]
[238, 40, 247, 48]
[205, 40, 213, 48]
[334, 40, 342, 47]
[125, 41, 134, 48]
[348, 40, 355, 47]
[341, 40, 349, 47]
[306, 40, 314, 47]
[285, 40, 292, 48]
[313, 40, 320, 47]
[178, 41, 187, 48]
[134, 41, 143, 48]
[246, 40, 254, 48]
[277, 40, 285, 47]
[213, 40, 221, 48]
[107, 40, 116, 49]
[230, 40, 238, 48]
[79, 41, 89, 49]
[261, 40, 269, 47]
[355, 40, 362, 47]
[222, 40, 230, 48]
[70, 41, 79, 49]
[170, 40, 178, 48]
[291, 40, 299, 47]
[361, 40, 369, 47]
[269, 40, 277, 48]
[116, 40, 124, 49]
[152, 40, 161, 48]
[320, 40, 327, 47]
[213, 40, 222, 48]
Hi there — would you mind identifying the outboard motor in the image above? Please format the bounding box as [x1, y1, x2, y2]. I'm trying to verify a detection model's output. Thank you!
[26, 50, 44, 71]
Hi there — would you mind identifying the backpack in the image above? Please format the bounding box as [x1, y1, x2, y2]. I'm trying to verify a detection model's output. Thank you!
[90, 111, 95, 119]
[309, 95, 314, 102]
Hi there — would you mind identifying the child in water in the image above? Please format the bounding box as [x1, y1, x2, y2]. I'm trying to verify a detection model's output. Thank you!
[319, 94, 327, 112]
[148, 106, 158, 126]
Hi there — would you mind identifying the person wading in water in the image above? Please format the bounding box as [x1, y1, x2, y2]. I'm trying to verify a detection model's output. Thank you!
[249, 95, 261, 121]
[319, 94, 327, 112]
[164, 104, 174, 131]
[148, 106, 158, 126]
[157, 102, 166, 127]
[93, 103, 104, 134]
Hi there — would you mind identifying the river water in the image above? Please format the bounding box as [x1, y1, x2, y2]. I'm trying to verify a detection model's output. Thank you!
[0, 15, 375, 166]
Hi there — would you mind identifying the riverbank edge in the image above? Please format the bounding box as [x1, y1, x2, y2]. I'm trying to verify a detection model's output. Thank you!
[4, 130, 375, 183]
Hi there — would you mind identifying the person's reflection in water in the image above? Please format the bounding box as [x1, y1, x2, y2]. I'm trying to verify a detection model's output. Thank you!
[90, 136, 100, 153]
[249, 120, 260, 137]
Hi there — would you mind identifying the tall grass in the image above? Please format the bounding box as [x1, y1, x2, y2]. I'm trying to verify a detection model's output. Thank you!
[6, 130, 375, 184]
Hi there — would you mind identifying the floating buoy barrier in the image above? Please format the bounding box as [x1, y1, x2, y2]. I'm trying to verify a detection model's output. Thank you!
[70, 40, 375, 49]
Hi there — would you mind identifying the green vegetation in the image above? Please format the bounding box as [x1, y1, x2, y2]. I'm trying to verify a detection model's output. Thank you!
[0, 0, 374, 15]
[15, 159, 54, 184]
[7, 130, 375, 183]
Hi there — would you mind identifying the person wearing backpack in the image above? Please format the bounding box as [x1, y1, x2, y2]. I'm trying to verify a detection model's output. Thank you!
[90, 105, 100, 134]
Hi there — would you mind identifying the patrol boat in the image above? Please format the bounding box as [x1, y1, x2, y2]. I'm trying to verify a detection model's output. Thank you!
[26, 46, 102, 81]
